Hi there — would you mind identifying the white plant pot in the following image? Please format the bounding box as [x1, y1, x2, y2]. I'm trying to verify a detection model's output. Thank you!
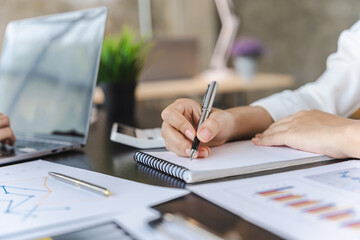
[234, 56, 257, 81]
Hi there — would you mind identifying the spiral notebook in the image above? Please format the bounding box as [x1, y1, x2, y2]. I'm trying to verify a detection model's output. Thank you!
[133, 140, 333, 183]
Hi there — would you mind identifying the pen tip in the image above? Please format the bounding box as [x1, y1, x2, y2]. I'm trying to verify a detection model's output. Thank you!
[190, 150, 196, 161]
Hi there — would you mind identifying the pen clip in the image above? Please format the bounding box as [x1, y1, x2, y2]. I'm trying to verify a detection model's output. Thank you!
[201, 84, 210, 108]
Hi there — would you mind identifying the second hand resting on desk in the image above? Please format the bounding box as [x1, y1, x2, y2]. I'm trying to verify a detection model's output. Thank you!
[190, 81, 218, 161]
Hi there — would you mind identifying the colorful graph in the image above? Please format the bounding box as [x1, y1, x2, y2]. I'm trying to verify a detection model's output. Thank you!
[342, 220, 360, 230]
[0, 177, 70, 221]
[256, 185, 360, 231]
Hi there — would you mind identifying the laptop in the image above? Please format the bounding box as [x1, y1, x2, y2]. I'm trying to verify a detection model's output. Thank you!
[0, 7, 107, 165]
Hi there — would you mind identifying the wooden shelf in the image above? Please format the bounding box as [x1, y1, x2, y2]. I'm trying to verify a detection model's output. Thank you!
[135, 72, 295, 101]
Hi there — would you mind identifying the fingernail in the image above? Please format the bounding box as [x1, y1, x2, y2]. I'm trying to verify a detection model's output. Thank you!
[185, 129, 194, 140]
[252, 137, 259, 143]
[198, 128, 211, 142]
[197, 150, 209, 158]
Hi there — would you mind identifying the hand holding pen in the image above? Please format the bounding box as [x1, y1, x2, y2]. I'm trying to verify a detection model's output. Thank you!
[161, 81, 237, 159]
[190, 81, 218, 161]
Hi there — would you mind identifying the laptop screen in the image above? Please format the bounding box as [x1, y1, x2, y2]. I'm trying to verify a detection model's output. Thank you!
[0, 7, 107, 144]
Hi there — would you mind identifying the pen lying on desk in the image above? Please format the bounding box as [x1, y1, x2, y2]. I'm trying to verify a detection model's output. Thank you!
[48, 172, 112, 197]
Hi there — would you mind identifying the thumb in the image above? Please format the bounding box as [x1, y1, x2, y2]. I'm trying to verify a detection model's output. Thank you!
[196, 111, 226, 143]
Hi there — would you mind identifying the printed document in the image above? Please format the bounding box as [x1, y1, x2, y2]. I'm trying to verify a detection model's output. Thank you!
[0, 160, 188, 238]
[189, 160, 360, 240]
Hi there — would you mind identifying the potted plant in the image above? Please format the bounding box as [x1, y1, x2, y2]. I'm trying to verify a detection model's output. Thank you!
[97, 26, 152, 124]
[231, 37, 265, 80]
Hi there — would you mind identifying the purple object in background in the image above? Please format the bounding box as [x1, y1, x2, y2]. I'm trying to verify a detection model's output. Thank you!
[231, 37, 265, 58]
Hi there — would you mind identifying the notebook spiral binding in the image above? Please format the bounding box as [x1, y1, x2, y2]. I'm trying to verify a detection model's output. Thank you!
[136, 164, 187, 189]
[134, 151, 189, 182]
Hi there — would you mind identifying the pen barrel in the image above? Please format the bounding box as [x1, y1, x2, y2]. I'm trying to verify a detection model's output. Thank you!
[49, 172, 110, 196]
[77, 181, 109, 196]
[198, 109, 210, 127]
[201, 81, 218, 111]
[190, 81, 218, 159]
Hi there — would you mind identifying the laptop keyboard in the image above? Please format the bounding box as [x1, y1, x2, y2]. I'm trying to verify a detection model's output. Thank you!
[15, 139, 65, 150]
[0, 139, 68, 157]
[0, 146, 15, 157]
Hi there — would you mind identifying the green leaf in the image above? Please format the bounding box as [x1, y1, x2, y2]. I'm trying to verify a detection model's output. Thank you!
[97, 25, 153, 84]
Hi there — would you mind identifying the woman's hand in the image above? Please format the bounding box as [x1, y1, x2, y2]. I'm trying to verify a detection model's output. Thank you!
[161, 98, 235, 158]
[161, 98, 273, 158]
[0, 113, 16, 146]
[252, 109, 359, 158]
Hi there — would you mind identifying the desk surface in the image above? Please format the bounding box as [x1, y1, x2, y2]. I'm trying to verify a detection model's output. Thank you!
[135, 72, 295, 101]
[42, 109, 340, 239]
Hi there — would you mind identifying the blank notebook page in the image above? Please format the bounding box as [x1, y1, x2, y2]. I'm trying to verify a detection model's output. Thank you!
[146, 140, 322, 172]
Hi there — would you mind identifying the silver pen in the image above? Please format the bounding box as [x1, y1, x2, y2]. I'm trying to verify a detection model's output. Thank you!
[190, 81, 218, 161]
[48, 172, 112, 197]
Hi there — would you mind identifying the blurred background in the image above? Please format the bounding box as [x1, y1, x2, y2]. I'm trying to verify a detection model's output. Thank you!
[1, 0, 360, 127]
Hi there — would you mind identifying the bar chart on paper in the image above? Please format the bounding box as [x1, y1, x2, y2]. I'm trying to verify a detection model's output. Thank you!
[248, 180, 360, 231]
[189, 161, 360, 239]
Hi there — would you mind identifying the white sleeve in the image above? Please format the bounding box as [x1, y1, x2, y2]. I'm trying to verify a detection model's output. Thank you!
[251, 20, 360, 121]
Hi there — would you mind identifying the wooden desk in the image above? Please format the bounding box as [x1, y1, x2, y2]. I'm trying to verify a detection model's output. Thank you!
[41, 109, 341, 240]
[135, 72, 295, 101]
